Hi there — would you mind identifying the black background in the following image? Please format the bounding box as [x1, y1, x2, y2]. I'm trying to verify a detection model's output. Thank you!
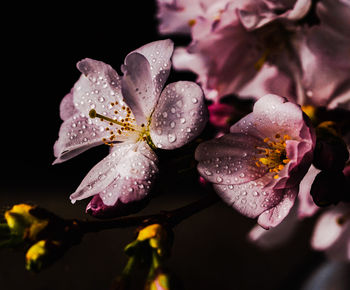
[1, 2, 333, 290]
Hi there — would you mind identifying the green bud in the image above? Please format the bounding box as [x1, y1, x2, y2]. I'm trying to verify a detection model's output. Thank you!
[25, 240, 62, 272]
[4, 204, 48, 242]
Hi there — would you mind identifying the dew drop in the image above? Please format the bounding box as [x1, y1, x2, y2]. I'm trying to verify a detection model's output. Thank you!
[216, 176, 223, 183]
[98, 96, 105, 103]
[170, 107, 176, 113]
[170, 121, 176, 128]
[168, 133, 176, 143]
[162, 112, 168, 118]
[204, 170, 212, 176]
[176, 100, 183, 108]
[180, 118, 186, 124]
[191, 97, 198, 104]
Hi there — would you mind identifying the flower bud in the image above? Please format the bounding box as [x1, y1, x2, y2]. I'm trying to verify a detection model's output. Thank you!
[148, 270, 171, 290]
[4, 204, 48, 243]
[137, 224, 168, 256]
[311, 170, 347, 207]
[313, 121, 349, 171]
[25, 240, 62, 272]
[86, 195, 150, 219]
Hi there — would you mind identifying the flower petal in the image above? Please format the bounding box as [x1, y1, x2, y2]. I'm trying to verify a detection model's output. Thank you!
[74, 58, 124, 117]
[53, 114, 105, 164]
[70, 142, 158, 206]
[121, 52, 155, 125]
[311, 205, 350, 252]
[213, 173, 282, 220]
[130, 39, 174, 94]
[248, 204, 299, 248]
[297, 165, 320, 219]
[257, 187, 298, 229]
[230, 94, 304, 140]
[196, 133, 268, 185]
[59, 90, 78, 121]
[150, 81, 208, 149]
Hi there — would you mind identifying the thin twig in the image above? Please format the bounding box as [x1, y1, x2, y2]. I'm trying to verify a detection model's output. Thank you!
[79, 192, 220, 234]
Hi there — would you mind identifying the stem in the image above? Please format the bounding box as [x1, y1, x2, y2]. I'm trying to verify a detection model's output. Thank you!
[79, 192, 219, 234]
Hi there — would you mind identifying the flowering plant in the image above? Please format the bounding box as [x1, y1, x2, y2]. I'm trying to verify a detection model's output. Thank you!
[2, 0, 350, 289]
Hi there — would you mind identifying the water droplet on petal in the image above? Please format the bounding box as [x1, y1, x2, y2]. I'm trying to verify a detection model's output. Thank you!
[216, 176, 223, 183]
[170, 121, 176, 128]
[204, 170, 212, 176]
[176, 100, 183, 108]
[180, 118, 186, 124]
[168, 133, 176, 143]
[191, 97, 198, 104]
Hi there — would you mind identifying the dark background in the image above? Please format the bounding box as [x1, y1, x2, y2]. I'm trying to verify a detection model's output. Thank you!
[1, 2, 330, 290]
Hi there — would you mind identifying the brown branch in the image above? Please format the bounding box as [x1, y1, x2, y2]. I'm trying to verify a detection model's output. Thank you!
[78, 192, 220, 234]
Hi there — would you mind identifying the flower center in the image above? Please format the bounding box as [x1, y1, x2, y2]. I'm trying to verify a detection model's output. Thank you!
[89, 107, 154, 148]
[255, 134, 290, 179]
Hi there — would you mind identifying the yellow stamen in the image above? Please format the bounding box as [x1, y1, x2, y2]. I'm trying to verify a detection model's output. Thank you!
[188, 19, 196, 27]
[256, 134, 291, 178]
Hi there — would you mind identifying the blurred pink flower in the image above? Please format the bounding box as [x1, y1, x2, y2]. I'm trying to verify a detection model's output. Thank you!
[196, 94, 315, 228]
[166, 0, 310, 101]
[156, 0, 231, 35]
[297, 0, 350, 109]
[208, 102, 236, 133]
[159, 0, 350, 109]
[53, 39, 208, 212]
[311, 204, 350, 262]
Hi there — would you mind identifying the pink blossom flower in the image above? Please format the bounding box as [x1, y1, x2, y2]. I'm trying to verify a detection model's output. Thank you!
[156, 0, 231, 35]
[311, 204, 350, 262]
[168, 0, 310, 101]
[195, 94, 315, 228]
[53, 39, 207, 211]
[297, 0, 350, 109]
[208, 102, 236, 133]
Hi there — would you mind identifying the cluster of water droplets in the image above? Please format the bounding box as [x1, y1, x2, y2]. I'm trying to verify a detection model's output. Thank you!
[150, 81, 207, 149]
[65, 113, 100, 145]
[71, 143, 158, 206]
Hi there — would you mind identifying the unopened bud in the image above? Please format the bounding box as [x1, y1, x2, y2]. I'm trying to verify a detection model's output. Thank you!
[313, 121, 349, 171]
[4, 204, 48, 242]
[311, 170, 347, 207]
[25, 240, 63, 272]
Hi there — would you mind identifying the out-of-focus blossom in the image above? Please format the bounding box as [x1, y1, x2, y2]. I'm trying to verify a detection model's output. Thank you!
[156, 0, 231, 35]
[311, 204, 350, 262]
[208, 102, 236, 133]
[158, 0, 350, 110]
[297, 0, 350, 110]
[310, 165, 350, 261]
[164, 0, 311, 101]
[54, 40, 208, 214]
[196, 94, 315, 228]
